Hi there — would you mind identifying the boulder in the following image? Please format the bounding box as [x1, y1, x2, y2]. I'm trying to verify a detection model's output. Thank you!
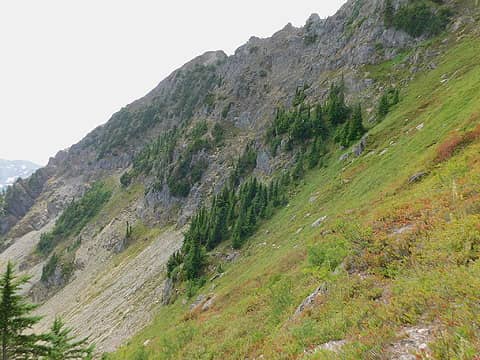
[190, 294, 206, 311]
[201, 295, 216, 312]
[353, 135, 369, 157]
[161, 278, 175, 305]
[409, 171, 426, 183]
[339, 152, 350, 162]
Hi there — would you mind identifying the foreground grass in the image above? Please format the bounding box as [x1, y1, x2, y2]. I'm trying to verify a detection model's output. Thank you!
[108, 35, 480, 359]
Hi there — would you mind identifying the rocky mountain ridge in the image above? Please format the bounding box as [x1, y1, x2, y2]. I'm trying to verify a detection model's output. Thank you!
[0, 0, 420, 239]
[0, 0, 478, 356]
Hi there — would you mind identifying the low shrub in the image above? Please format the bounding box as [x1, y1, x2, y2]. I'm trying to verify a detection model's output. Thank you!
[435, 123, 480, 162]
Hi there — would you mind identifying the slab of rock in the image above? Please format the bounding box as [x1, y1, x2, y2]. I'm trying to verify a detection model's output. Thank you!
[353, 135, 368, 157]
[190, 294, 206, 311]
[391, 224, 414, 235]
[318, 340, 346, 353]
[201, 295, 216, 312]
[388, 326, 433, 360]
[190, 294, 216, 313]
[409, 171, 426, 183]
[339, 152, 350, 162]
[224, 252, 239, 262]
[312, 216, 327, 228]
[161, 278, 174, 305]
[304, 339, 346, 355]
[294, 283, 328, 317]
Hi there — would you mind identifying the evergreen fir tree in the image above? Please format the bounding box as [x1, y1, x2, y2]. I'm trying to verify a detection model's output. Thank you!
[292, 154, 305, 182]
[246, 206, 256, 236]
[280, 171, 291, 188]
[231, 217, 243, 249]
[391, 88, 400, 105]
[227, 195, 237, 225]
[327, 80, 350, 125]
[166, 251, 183, 278]
[307, 138, 321, 169]
[184, 238, 204, 280]
[206, 212, 223, 250]
[44, 317, 94, 360]
[0, 262, 48, 360]
[378, 93, 390, 118]
[272, 180, 280, 206]
[348, 104, 366, 142]
[384, 0, 395, 27]
[264, 201, 274, 219]
[340, 121, 351, 147]
[125, 221, 133, 241]
[311, 104, 327, 138]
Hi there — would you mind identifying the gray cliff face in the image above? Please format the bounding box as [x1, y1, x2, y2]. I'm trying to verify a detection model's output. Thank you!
[0, 0, 420, 237]
[214, 0, 412, 126]
[0, 167, 51, 236]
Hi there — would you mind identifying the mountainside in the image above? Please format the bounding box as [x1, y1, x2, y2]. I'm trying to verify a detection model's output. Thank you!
[1, 0, 480, 358]
[0, 159, 39, 190]
[0, 0, 421, 240]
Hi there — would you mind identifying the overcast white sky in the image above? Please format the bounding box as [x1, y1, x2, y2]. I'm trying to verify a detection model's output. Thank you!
[0, 0, 345, 165]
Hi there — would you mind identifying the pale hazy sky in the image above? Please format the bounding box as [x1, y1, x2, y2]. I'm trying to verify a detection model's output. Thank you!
[0, 1, 345, 165]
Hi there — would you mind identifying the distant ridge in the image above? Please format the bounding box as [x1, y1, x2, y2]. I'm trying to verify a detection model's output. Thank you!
[0, 159, 40, 190]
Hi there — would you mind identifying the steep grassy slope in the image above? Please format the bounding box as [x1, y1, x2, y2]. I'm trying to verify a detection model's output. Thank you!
[108, 34, 480, 359]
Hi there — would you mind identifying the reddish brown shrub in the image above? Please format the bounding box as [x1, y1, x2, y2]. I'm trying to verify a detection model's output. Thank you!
[435, 123, 480, 163]
[436, 134, 464, 162]
[465, 123, 480, 142]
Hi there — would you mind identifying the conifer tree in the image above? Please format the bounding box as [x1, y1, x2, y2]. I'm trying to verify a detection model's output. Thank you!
[44, 317, 93, 360]
[311, 104, 326, 138]
[184, 238, 204, 280]
[340, 121, 351, 147]
[327, 80, 350, 125]
[206, 213, 222, 250]
[384, 0, 395, 27]
[125, 222, 133, 241]
[280, 171, 291, 188]
[166, 251, 183, 277]
[0, 262, 48, 360]
[378, 93, 390, 118]
[348, 104, 366, 142]
[246, 206, 256, 236]
[391, 88, 400, 105]
[232, 217, 243, 250]
[307, 138, 321, 169]
[292, 154, 305, 182]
